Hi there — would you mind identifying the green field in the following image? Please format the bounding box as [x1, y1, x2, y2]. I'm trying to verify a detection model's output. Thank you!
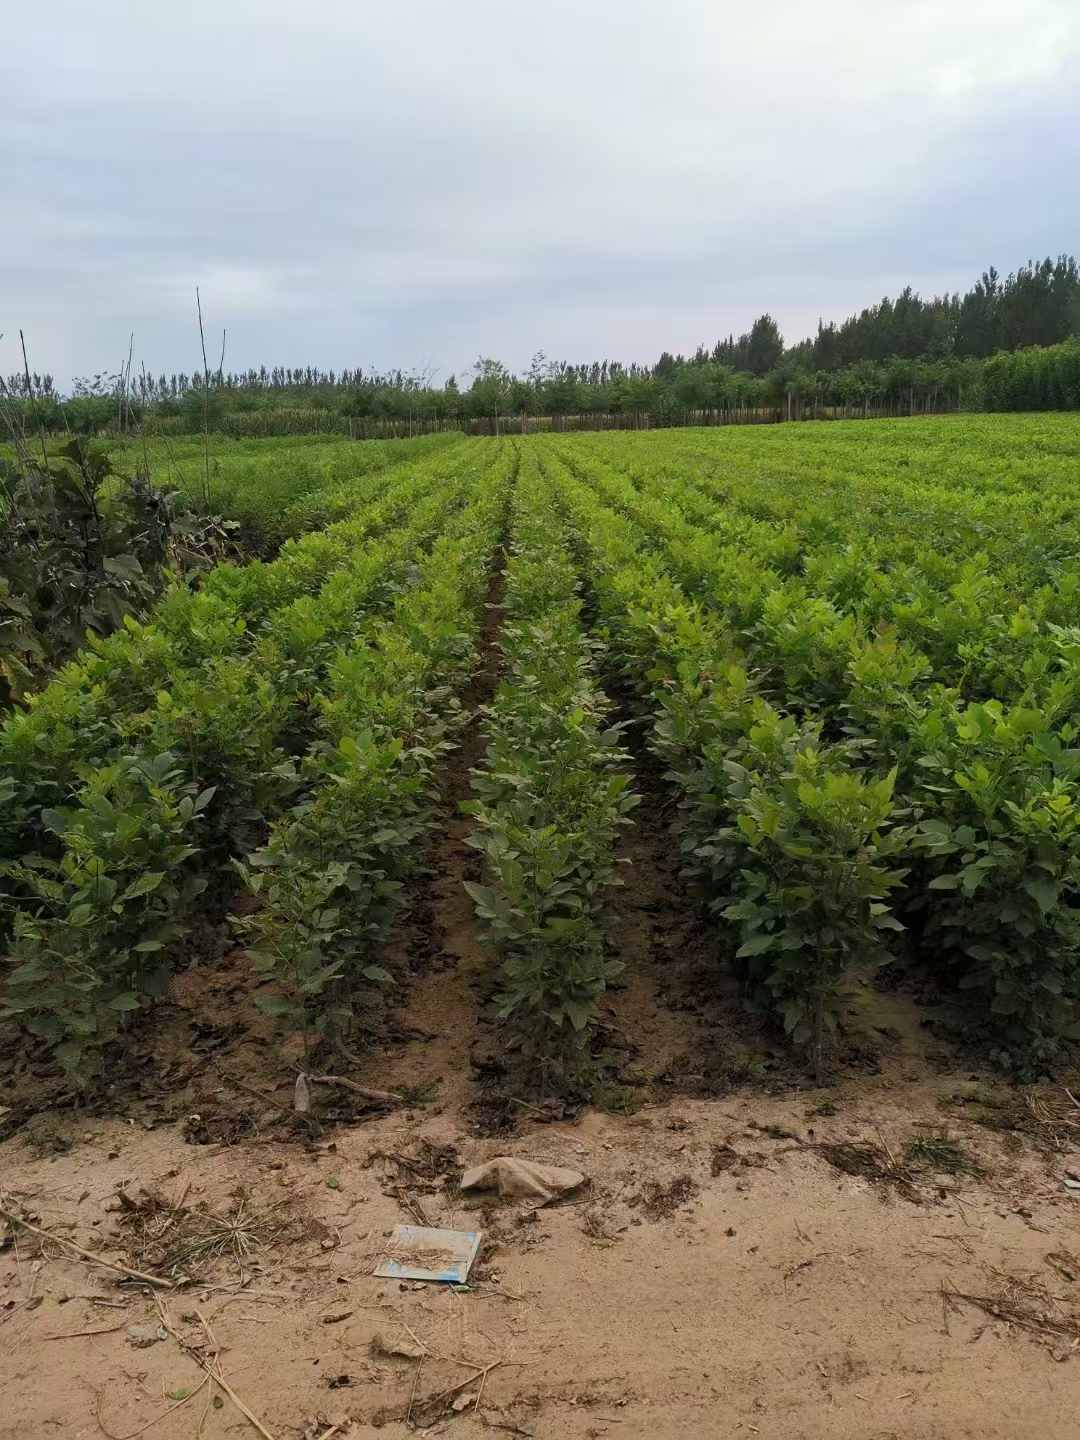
[1, 428, 464, 550]
[3, 413, 1080, 1085]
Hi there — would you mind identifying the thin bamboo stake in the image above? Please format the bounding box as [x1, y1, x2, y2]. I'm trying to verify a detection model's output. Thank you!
[196, 288, 212, 511]
[19, 330, 49, 472]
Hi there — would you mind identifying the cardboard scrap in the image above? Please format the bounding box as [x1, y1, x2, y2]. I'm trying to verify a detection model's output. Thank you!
[461, 1157, 585, 1204]
[374, 1224, 482, 1284]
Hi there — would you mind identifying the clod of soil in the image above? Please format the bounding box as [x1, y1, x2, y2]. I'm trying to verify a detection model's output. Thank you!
[639, 1174, 698, 1219]
[19, 1114, 74, 1156]
[711, 1144, 740, 1175]
[708, 1143, 766, 1177]
[820, 1141, 896, 1181]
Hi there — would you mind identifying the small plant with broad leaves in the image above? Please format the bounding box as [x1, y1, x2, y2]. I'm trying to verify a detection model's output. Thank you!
[231, 454, 510, 1056]
[0, 752, 213, 1077]
[718, 715, 909, 1078]
[913, 699, 1080, 1070]
[231, 732, 418, 1055]
[545, 446, 910, 1077]
[465, 454, 637, 1095]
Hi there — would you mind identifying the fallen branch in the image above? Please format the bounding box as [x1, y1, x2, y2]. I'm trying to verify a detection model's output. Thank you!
[197, 1361, 274, 1440]
[495, 1094, 551, 1118]
[44, 1322, 127, 1340]
[475, 1364, 490, 1413]
[307, 1074, 401, 1106]
[220, 1072, 294, 1116]
[0, 1206, 173, 1290]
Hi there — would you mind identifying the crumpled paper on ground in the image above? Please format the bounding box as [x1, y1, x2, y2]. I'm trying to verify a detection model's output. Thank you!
[460, 1156, 585, 1204]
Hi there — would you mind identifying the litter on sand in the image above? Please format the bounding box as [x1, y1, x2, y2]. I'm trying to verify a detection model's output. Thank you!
[371, 1332, 426, 1359]
[461, 1157, 585, 1205]
[374, 1224, 483, 1284]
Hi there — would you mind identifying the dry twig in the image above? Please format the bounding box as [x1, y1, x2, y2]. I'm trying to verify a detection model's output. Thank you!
[95, 1376, 210, 1440]
[406, 1355, 425, 1430]
[0, 1204, 173, 1289]
[44, 1322, 127, 1340]
[307, 1074, 401, 1106]
[190, 1304, 276, 1439]
[940, 1270, 1080, 1355]
[219, 1072, 293, 1116]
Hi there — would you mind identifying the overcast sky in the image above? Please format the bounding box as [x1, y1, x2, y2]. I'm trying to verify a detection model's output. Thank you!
[3, 0, 1079, 388]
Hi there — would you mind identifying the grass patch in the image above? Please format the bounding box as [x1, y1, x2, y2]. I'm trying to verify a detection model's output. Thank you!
[904, 1132, 985, 1178]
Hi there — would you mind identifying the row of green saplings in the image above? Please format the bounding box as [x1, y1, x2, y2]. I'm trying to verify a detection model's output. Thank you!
[549, 466, 1080, 1086]
[245, 500, 1080, 1094]
[0, 463, 505, 1081]
[248, 652, 1080, 1093]
[624, 547, 1080, 1075]
[5, 473, 1075, 1090]
[217, 468, 1080, 1098]
[459, 479, 915, 1095]
[652, 690, 1080, 1084]
[1, 452, 639, 1096]
[0, 447, 469, 917]
[463, 461, 639, 1097]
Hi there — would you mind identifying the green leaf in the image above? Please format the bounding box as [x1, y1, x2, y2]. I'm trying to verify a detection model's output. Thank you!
[736, 932, 775, 957]
[562, 999, 595, 1031]
[919, 818, 952, 835]
[7, 962, 52, 984]
[254, 994, 295, 1017]
[119, 872, 166, 902]
[1022, 875, 1059, 916]
[871, 914, 905, 932]
[783, 1004, 804, 1035]
[54, 1041, 86, 1074]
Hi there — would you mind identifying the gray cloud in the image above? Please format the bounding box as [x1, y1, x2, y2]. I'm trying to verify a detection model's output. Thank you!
[3, 0, 1079, 384]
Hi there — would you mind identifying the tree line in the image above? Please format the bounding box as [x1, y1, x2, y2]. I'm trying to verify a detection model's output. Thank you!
[4, 254, 1079, 436]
